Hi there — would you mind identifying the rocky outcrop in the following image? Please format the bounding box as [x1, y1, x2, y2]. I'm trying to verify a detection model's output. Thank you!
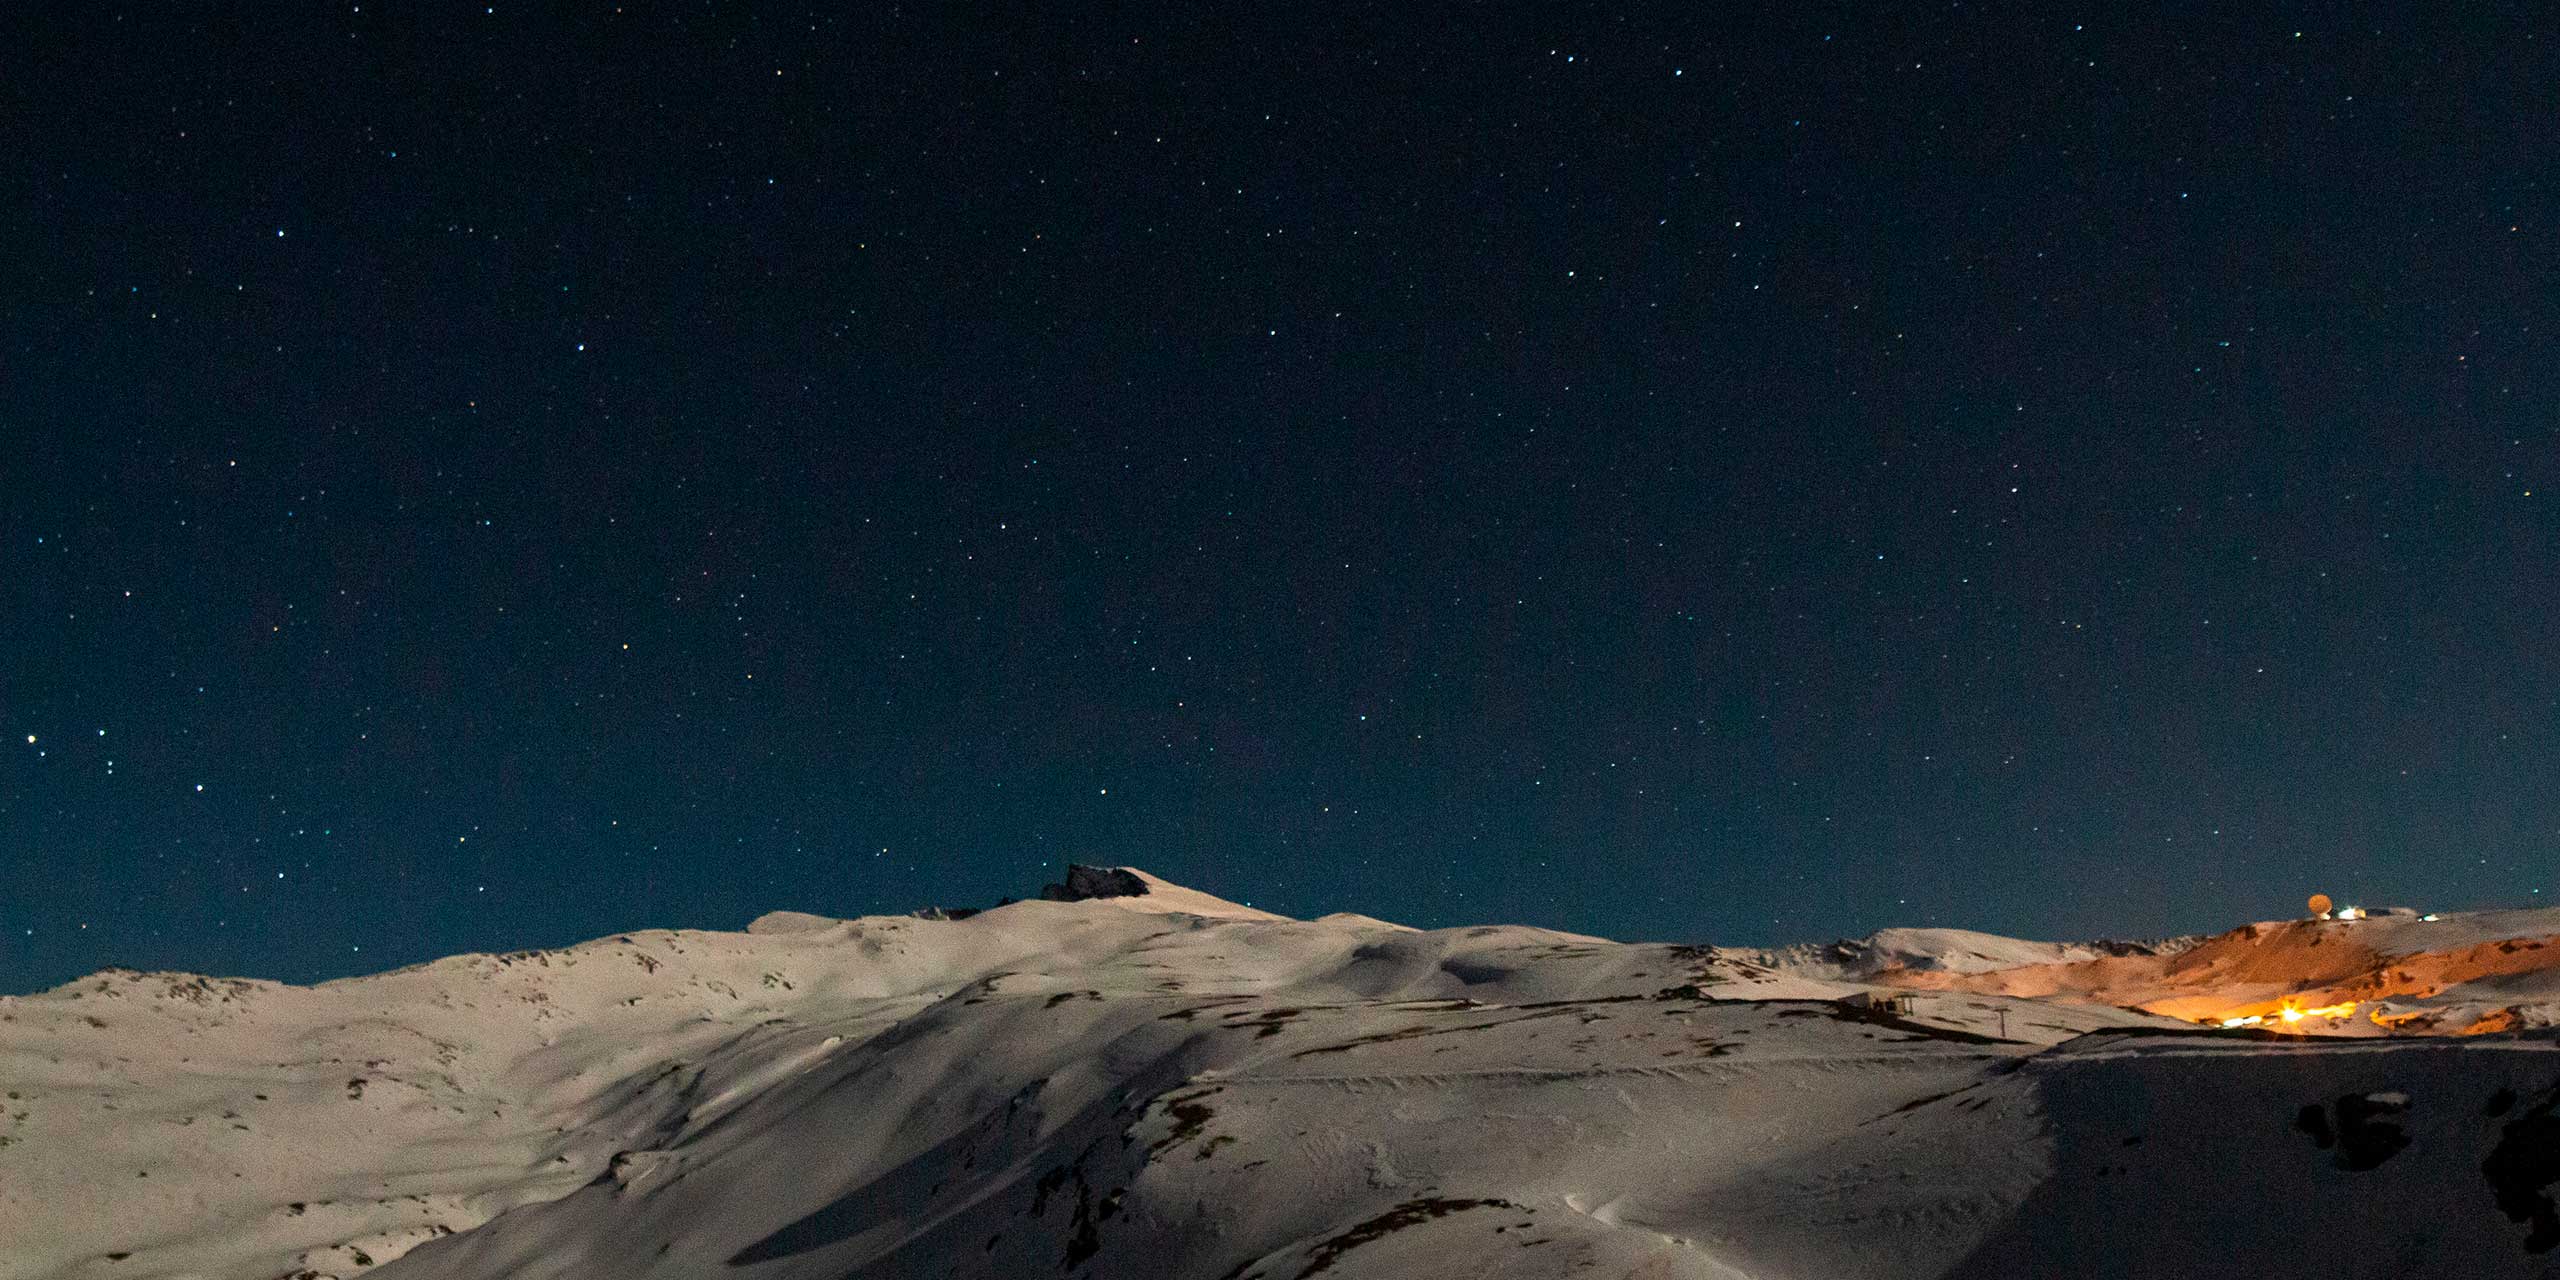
[1040, 865, 1150, 903]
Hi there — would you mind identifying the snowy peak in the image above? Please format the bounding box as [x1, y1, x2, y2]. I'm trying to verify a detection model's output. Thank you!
[1035, 863, 1288, 922]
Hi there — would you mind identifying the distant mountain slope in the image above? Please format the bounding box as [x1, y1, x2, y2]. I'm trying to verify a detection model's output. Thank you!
[5, 869, 2559, 1279]
[1733, 925, 2197, 981]
[1845, 908, 2560, 1035]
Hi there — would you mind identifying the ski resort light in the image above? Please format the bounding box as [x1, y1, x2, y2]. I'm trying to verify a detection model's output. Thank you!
[2268, 999, 2360, 1029]
[2220, 1000, 2360, 1031]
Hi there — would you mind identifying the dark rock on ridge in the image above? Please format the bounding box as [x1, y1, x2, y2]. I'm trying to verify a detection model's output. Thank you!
[1041, 866, 1150, 903]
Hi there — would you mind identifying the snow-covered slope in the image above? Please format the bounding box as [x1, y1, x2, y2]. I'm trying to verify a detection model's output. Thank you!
[1035, 864, 1290, 923]
[1735, 926, 2195, 981]
[1858, 908, 2560, 1035]
[6, 869, 2560, 1279]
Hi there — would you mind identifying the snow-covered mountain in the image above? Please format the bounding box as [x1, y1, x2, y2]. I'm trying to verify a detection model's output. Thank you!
[1838, 908, 2560, 1036]
[7, 868, 2560, 1279]
[1730, 925, 2198, 982]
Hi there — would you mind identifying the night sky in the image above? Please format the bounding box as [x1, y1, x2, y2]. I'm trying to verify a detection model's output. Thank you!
[6, 6, 2556, 994]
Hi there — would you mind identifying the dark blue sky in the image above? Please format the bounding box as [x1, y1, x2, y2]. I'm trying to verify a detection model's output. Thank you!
[5, 5, 2555, 992]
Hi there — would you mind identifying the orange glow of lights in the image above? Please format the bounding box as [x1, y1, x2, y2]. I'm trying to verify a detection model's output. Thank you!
[2220, 1000, 2358, 1030]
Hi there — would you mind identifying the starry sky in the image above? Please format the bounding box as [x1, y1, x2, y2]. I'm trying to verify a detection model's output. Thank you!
[5, 6, 2556, 993]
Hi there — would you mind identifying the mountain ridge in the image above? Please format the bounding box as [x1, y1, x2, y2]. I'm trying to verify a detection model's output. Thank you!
[8, 868, 2560, 1278]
